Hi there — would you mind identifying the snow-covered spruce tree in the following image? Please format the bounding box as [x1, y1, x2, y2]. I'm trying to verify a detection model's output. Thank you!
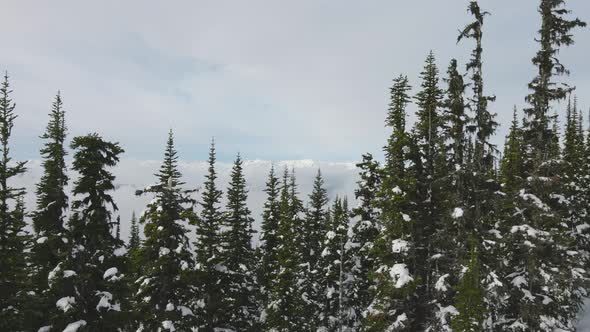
[43, 133, 127, 331]
[126, 211, 142, 306]
[425, 58, 469, 331]
[455, 2, 504, 329]
[523, 0, 586, 167]
[0, 73, 29, 331]
[411, 52, 446, 329]
[265, 168, 304, 331]
[133, 130, 197, 331]
[501, 108, 525, 193]
[318, 197, 349, 332]
[451, 236, 486, 332]
[299, 169, 329, 328]
[222, 153, 258, 331]
[500, 1, 586, 329]
[561, 97, 590, 315]
[259, 165, 281, 313]
[193, 140, 228, 331]
[344, 153, 381, 330]
[128, 211, 140, 252]
[364, 74, 419, 331]
[29, 92, 69, 330]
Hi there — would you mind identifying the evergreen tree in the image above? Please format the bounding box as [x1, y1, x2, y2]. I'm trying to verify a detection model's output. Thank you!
[523, 0, 586, 170]
[456, 3, 504, 328]
[128, 211, 140, 252]
[299, 169, 329, 328]
[501, 1, 587, 329]
[458, 1, 498, 173]
[412, 52, 446, 328]
[0, 73, 28, 331]
[501, 108, 524, 193]
[29, 92, 70, 330]
[193, 139, 227, 331]
[318, 197, 350, 332]
[44, 134, 128, 331]
[259, 165, 281, 311]
[426, 58, 469, 331]
[365, 72, 420, 331]
[222, 153, 258, 331]
[133, 131, 197, 331]
[345, 153, 381, 329]
[265, 168, 303, 331]
[452, 237, 486, 332]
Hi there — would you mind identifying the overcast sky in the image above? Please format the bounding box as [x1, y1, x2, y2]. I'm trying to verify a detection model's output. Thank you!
[1, 0, 589, 163]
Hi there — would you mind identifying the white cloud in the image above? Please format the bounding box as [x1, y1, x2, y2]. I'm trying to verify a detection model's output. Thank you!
[15, 158, 359, 243]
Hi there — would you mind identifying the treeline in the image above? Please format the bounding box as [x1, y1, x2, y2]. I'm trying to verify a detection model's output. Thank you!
[0, 0, 589, 331]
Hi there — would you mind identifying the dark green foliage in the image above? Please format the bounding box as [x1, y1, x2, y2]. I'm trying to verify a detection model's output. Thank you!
[29, 92, 70, 330]
[365, 70, 421, 331]
[318, 197, 349, 331]
[299, 169, 329, 328]
[133, 131, 197, 331]
[501, 108, 524, 193]
[523, 0, 586, 171]
[346, 153, 381, 329]
[45, 133, 128, 331]
[0, 73, 29, 331]
[265, 168, 304, 331]
[259, 165, 281, 307]
[222, 154, 258, 331]
[458, 1, 498, 173]
[193, 140, 227, 331]
[128, 211, 140, 252]
[452, 237, 486, 332]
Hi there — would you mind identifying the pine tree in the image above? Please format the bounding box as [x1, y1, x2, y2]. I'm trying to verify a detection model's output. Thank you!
[523, 0, 586, 170]
[265, 168, 303, 331]
[365, 72, 420, 331]
[44, 133, 128, 331]
[501, 1, 587, 329]
[345, 153, 381, 329]
[222, 153, 258, 331]
[259, 165, 281, 311]
[426, 58, 469, 331]
[456, 3, 504, 328]
[133, 130, 197, 331]
[452, 237, 486, 332]
[318, 197, 349, 332]
[412, 52, 446, 329]
[501, 108, 524, 193]
[29, 92, 70, 330]
[193, 139, 227, 331]
[299, 169, 329, 328]
[0, 72, 29, 331]
[128, 211, 140, 252]
[458, 1, 498, 173]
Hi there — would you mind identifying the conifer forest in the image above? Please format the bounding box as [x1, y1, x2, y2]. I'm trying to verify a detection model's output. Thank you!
[2, 1, 590, 331]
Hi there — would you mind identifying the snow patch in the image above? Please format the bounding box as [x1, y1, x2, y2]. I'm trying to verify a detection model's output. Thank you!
[114, 247, 127, 256]
[389, 264, 413, 288]
[56, 297, 76, 312]
[162, 320, 176, 331]
[391, 239, 409, 253]
[63, 320, 86, 332]
[103, 267, 118, 280]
